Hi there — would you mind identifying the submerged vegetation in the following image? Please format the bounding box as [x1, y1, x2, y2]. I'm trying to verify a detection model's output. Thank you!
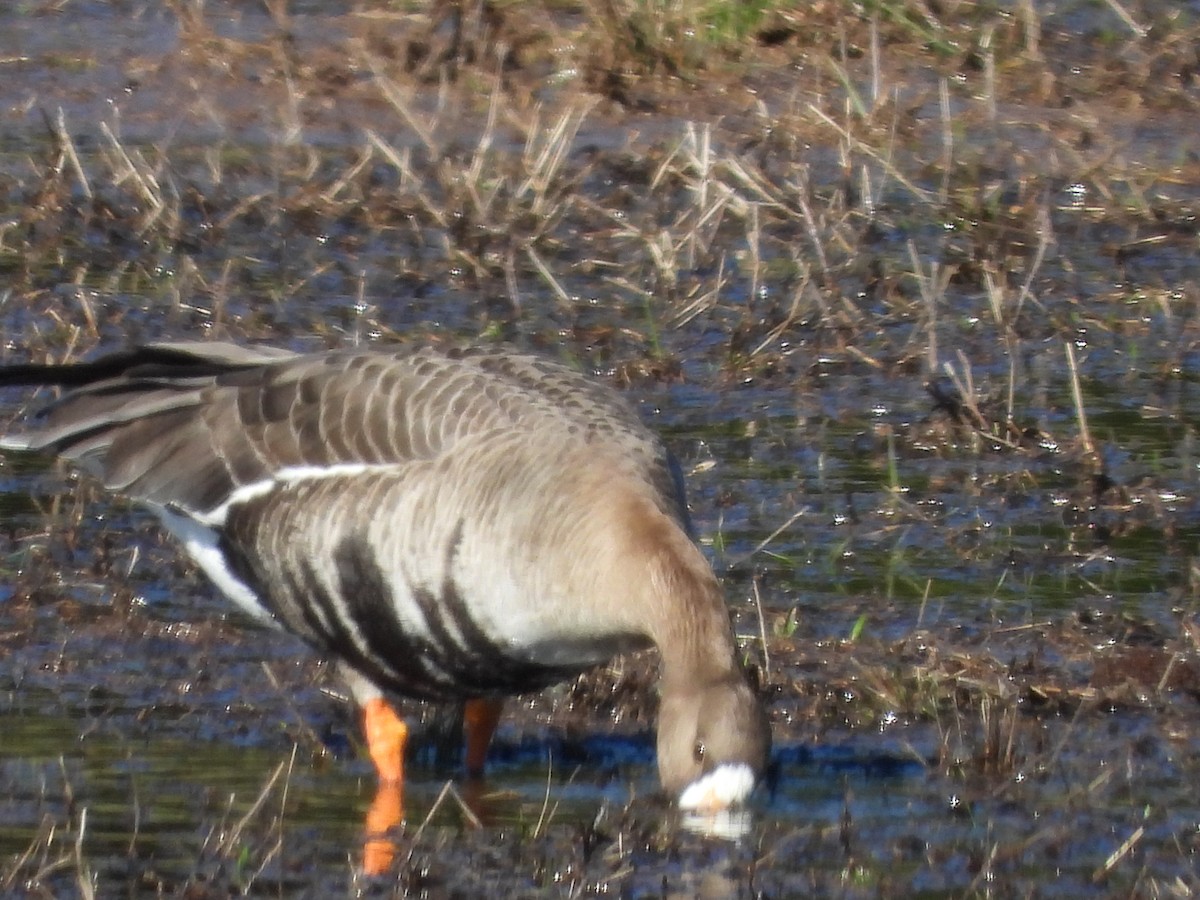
[1, 0, 1199, 895]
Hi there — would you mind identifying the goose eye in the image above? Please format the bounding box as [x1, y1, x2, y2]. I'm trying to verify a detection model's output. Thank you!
[693, 740, 706, 763]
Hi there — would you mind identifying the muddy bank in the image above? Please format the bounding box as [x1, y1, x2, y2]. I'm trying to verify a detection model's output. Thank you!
[2, 0, 1200, 896]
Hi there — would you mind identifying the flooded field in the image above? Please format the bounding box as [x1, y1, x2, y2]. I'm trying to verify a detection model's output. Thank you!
[2, 0, 1200, 895]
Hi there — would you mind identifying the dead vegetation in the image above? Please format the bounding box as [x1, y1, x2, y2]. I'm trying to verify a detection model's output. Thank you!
[1, 0, 1200, 895]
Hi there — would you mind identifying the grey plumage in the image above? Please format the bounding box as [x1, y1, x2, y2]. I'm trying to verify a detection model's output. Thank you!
[0, 340, 770, 805]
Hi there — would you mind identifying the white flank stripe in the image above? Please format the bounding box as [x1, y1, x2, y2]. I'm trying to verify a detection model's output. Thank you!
[155, 506, 278, 627]
[197, 462, 394, 525]
[0, 435, 33, 451]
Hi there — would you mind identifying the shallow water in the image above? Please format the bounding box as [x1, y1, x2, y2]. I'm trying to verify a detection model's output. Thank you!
[3, 0, 1200, 895]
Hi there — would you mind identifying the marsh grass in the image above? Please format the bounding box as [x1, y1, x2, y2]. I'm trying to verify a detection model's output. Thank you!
[2, 0, 1200, 894]
[0, 749, 298, 897]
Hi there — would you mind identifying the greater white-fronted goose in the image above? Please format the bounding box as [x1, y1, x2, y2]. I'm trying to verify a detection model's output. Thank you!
[0, 341, 771, 870]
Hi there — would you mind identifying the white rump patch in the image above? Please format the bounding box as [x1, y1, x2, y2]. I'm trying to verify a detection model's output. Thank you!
[678, 763, 757, 812]
[155, 506, 277, 627]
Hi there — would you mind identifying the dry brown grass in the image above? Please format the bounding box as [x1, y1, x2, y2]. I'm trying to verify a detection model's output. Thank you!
[2, 0, 1200, 894]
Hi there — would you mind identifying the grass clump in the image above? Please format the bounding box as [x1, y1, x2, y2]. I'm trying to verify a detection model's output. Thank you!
[3, 0, 1200, 894]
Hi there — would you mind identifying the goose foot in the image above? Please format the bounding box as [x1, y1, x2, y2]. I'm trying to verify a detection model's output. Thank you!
[463, 697, 504, 778]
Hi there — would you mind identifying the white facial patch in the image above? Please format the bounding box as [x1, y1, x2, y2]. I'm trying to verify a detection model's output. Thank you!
[677, 762, 757, 811]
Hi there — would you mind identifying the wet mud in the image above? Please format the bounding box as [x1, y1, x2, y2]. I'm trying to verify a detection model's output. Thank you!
[2, 0, 1200, 896]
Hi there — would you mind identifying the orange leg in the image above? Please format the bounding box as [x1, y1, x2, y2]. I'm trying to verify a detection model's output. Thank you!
[463, 698, 504, 778]
[361, 698, 408, 876]
[363, 697, 408, 784]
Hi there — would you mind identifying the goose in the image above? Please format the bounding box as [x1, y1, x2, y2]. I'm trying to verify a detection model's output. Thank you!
[0, 341, 771, 867]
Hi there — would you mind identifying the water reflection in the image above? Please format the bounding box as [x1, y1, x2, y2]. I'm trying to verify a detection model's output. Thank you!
[680, 806, 755, 841]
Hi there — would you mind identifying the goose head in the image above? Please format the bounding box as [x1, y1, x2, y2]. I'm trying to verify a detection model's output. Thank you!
[657, 672, 771, 811]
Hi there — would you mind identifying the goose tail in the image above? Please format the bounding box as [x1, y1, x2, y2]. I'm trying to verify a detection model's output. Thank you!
[0, 341, 297, 496]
